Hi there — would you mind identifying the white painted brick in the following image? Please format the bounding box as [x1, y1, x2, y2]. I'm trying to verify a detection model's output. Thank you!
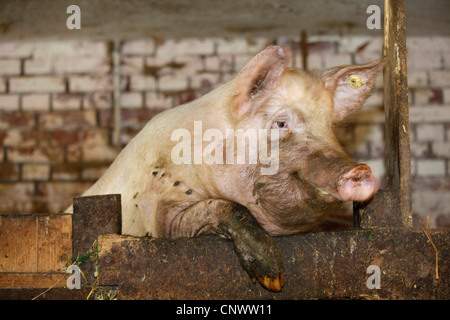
[414, 88, 439, 105]
[410, 159, 417, 177]
[0, 94, 20, 111]
[412, 190, 450, 226]
[53, 56, 110, 74]
[190, 72, 220, 90]
[417, 159, 446, 177]
[337, 36, 375, 54]
[407, 37, 450, 53]
[416, 124, 444, 142]
[409, 106, 450, 123]
[146, 55, 174, 67]
[354, 52, 383, 64]
[322, 53, 352, 68]
[70, 75, 113, 92]
[373, 73, 384, 89]
[53, 93, 81, 110]
[157, 38, 214, 58]
[430, 70, 450, 87]
[364, 90, 384, 108]
[216, 38, 248, 55]
[122, 39, 155, 55]
[33, 41, 108, 58]
[24, 58, 53, 75]
[22, 164, 50, 181]
[0, 59, 21, 75]
[410, 141, 429, 158]
[408, 70, 428, 87]
[369, 140, 385, 158]
[145, 92, 173, 109]
[9, 76, 65, 93]
[443, 52, 450, 69]
[0, 42, 33, 58]
[83, 93, 111, 109]
[407, 52, 442, 70]
[129, 75, 156, 91]
[203, 56, 219, 71]
[158, 74, 188, 91]
[291, 53, 301, 69]
[174, 56, 204, 74]
[22, 94, 50, 112]
[221, 72, 236, 84]
[120, 92, 143, 108]
[204, 55, 233, 72]
[234, 55, 252, 71]
[307, 55, 323, 70]
[444, 88, 450, 104]
[432, 142, 450, 158]
[355, 36, 383, 54]
[216, 38, 264, 55]
[121, 56, 144, 75]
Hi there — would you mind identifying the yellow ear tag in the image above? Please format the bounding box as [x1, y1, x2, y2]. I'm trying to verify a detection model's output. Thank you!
[348, 75, 364, 89]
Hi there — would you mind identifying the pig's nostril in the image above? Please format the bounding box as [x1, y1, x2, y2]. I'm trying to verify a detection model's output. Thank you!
[338, 165, 377, 202]
[361, 178, 373, 188]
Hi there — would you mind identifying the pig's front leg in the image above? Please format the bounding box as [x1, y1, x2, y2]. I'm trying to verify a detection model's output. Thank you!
[169, 199, 284, 292]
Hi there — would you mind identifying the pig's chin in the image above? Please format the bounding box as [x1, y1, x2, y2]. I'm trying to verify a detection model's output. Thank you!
[291, 171, 341, 205]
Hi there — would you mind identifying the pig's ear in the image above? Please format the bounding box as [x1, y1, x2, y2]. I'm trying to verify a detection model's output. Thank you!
[232, 46, 288, 119]
[322, 59, 385, 122]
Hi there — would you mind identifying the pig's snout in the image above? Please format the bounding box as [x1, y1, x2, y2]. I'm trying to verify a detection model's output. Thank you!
[337, 164, 377, 202]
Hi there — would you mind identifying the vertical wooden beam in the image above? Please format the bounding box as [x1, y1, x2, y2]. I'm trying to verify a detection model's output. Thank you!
[354, 0, 412, 228]
[382, 0, 412, 227]
[300, 30, 308, 71]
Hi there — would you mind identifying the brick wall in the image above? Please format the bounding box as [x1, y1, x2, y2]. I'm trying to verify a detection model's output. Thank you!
[0, 36, 449, 228]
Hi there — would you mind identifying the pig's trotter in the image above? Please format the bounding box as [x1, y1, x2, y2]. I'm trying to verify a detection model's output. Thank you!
[219, 204, 284, 292]
[169, 199, 284, 292]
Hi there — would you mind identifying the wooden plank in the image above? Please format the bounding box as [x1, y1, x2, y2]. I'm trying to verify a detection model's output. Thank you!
[72, 194, 121, 284]
[0, 214, 72, 289]
[382, 0, 411, 226]
[98, 229, 449, 300]
[37, 215, 72, 272]
[0, 272, 68, 289]
[0, 215, 37, 272]
[0, 287, 93, 300]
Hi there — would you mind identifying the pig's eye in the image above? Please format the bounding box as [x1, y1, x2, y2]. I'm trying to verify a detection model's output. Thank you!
[273, 121, 288, 129]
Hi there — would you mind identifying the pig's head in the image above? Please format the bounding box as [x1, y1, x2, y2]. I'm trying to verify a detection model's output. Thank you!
[229, 46, 385, 234]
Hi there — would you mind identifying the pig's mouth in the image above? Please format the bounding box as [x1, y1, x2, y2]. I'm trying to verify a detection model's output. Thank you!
[291, 171, 340, 203]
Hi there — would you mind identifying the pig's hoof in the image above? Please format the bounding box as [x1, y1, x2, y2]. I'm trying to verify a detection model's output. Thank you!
[232, 230, 284, 292]
[253, 274, 284, 292]
[223, 203, 284, 292]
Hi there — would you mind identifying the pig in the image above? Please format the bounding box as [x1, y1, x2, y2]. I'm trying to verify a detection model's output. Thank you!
[67, 46, 384, 292]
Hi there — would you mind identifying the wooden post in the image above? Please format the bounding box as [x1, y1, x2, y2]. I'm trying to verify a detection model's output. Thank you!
[354, 0, 412, 228]
[382, 0, 412, 227]
[72, 194, 121, 284]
